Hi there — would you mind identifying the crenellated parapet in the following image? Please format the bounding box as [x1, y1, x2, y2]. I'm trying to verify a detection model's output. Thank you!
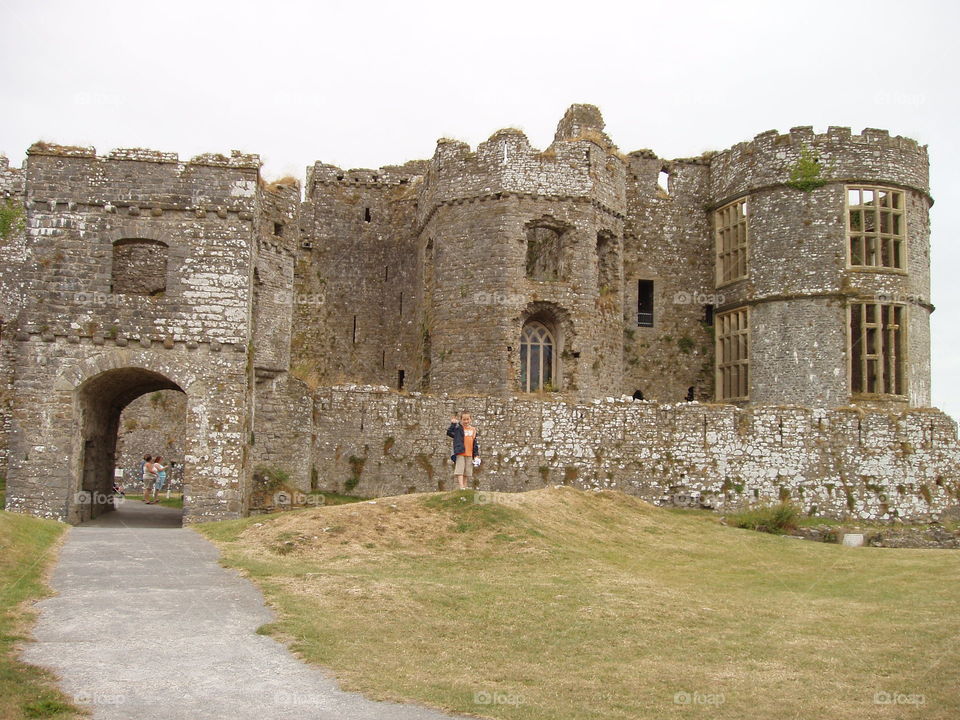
[416, 105, 627, 227]
[706, 126, 930, 207]
[0, 155, 25, 198]
[24, 143, 261, 216]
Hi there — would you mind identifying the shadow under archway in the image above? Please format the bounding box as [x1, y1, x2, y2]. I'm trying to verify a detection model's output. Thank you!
[75, 367, 186, 525]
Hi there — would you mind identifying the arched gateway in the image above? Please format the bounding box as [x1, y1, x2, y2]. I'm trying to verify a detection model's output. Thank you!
[6, 347, 252, 524]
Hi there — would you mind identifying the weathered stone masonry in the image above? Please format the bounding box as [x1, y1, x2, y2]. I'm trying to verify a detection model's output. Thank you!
[311, 387, 959, 522]
[0, 104, 954, 523]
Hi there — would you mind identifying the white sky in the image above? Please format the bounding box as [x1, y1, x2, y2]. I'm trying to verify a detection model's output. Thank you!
[3, 0, 959, 415]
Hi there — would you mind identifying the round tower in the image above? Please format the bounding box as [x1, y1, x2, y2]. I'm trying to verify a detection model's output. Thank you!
[417, 105, 627, 400]
[706, 126, 932, 408]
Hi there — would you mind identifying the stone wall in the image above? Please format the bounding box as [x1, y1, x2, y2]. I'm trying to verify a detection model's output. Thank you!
[310, 386, 959, 521]
[3, 144, 260, 523]
[0, 155, 27, 477]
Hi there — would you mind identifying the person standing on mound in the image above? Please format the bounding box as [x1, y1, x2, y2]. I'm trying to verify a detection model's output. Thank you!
[446, 411, 480, 490]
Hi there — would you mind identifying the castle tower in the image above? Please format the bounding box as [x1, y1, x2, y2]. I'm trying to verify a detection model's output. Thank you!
[417, 105, 627, 400]
[3, 144, 262, 523]
[704, 127, 932, 408]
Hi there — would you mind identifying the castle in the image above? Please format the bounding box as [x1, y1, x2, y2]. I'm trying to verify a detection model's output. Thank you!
[1, 104, 954, 524]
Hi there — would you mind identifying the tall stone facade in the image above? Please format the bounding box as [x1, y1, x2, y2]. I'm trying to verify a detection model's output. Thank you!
[0, 105, 948, 523]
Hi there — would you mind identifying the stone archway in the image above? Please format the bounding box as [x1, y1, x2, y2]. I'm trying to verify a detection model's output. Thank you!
[75, 367, 185, 523]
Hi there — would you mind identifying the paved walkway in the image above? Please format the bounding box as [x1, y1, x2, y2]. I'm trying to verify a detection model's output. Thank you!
[21, 501, 466, 720]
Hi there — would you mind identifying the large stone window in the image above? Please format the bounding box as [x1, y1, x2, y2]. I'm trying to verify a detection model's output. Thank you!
[847, 186, 905, 269]
[714, 198, 749, 286]
[716, 307, 749, 401]
[111, 239, 168, 295]
[849, 302, 904, 396]
[526, 224, 566, 281]
[520, 320, 556, 392]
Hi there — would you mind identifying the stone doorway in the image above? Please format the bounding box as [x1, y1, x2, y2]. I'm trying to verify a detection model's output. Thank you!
[75, 368, 186, 523]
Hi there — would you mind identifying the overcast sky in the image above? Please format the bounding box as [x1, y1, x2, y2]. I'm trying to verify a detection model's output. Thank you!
[3, 0, 959, 416]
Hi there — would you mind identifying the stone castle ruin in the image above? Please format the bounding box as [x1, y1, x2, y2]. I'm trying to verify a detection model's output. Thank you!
[1, 104, 956, 524]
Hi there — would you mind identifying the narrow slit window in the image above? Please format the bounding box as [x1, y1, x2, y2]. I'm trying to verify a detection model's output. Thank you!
[364, 207, 372, 222]
[637, 280, 654, 327]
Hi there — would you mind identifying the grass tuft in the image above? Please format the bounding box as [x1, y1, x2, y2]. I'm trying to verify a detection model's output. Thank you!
[727, 502, 801, 534]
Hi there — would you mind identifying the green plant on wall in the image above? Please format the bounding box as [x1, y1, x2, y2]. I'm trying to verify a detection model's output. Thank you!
[0, 198, 25, 240]
[786, 145, 828, 192]
[346, 455, 366, 492]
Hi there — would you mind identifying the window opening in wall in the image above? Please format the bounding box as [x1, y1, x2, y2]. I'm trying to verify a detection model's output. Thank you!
[352, 315, 357, 344]
[716, 307, 750, 401]
[704, 303, 715, 326]
[637, 280, 654, 327]
[384, 266, 389, 281]
[685, 386, 695, 402]
[715, 197, 749, 285]
[399, 291, 403, 318]
[657, 169, 670, 194]
[111, 238, 168, 296]
[364, 207, 372, 222]
[632, 389, 644, 401]
[847, 186, 905, 269]
[520, 320, 556, 392]
[596, 232, 618, 293]
[849, 302, 904, 395]
[397, 369, 405, 389]
[526, 224, 565, 281]
[273, 222, 283, 237]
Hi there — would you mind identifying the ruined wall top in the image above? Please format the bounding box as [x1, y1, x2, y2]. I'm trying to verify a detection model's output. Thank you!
[23, 143, 261, 212]
[0, 155, 24, 197]
[705, 126, 930, 207]
[416, 104, 627, 226]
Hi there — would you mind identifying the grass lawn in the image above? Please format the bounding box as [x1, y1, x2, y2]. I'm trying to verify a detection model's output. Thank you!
[0, 497, 82, 719]
[197, 487, 960, 720]
[123, 492, 184, 509]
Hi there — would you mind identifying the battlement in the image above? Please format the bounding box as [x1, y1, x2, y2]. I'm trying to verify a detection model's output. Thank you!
[417, 105, 627, 225]
[23, 143, 261, 213]
[306, 160, 427, 193]
[0, 155, 25, 197]
[706, 126, 930, 206]
[27, 142, 261, 169]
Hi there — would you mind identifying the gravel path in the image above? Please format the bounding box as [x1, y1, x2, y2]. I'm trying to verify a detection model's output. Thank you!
[21, 501, 466, 720]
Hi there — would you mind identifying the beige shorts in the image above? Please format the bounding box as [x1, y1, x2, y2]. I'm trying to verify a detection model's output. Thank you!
[143, 476, 156, 492]
[454, 455, 474, 477]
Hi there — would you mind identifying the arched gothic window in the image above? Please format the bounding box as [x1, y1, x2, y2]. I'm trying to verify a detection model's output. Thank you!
[520, 320, 556, 392]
